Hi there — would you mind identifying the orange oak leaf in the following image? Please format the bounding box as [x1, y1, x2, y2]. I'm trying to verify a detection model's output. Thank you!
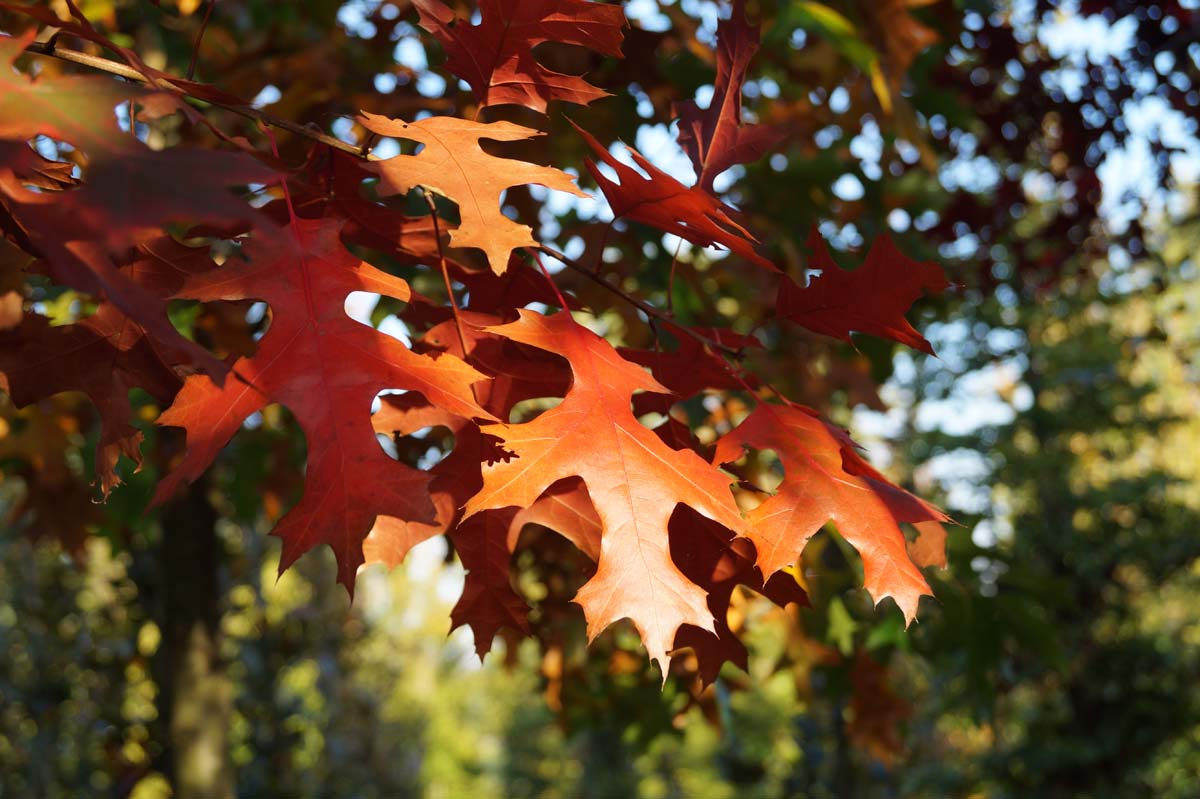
[714, 403, 947, 625]
[412, 0, 626, 113]
[463, 310, 747, 674]
[572, 121, 775, 271]
[673, 0, 785, 193]
[778, 228, 948, 354]
[907, 520, 948, 569]
[153, 216, 491, 592]
[509, 476, 601, 561]
[360, 113, 586, 275]
[416, 310, 573, 416]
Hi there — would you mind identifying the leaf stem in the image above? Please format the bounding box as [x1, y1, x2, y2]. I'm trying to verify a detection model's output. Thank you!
[420, 188, 472, 363]
[187, 0, 218, 81]
[667, 237, 683, 315]
[526, 248, 570, 311]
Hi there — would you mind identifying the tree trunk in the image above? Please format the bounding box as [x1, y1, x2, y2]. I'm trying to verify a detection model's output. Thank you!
[158, 475, 235, 799]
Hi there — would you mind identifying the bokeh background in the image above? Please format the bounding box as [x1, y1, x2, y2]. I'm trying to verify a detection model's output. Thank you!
[2, 0, 1199, 797]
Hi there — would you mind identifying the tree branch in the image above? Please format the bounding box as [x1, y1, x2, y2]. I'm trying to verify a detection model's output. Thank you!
[19, 38, 370, 160]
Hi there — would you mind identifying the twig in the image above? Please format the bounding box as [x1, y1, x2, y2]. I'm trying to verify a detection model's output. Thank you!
[667, 236, 683, 315]
[536, 243, 743, 358]
[187, 0, 217, 80]
[17, 38, 371, 160]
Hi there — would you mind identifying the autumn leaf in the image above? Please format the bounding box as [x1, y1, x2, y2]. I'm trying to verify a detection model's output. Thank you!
[0, 32, 273, 246]
[714, 403, 947, 625]
[360, 113, 587, 275]
[464, 310, 747, 674]
[0, 309, 182, 496]
[1, 2, 253, 106]
[621, 324, 759, 414]
[449, 507, 530, 655]
[0, 397, 102, 552]
[0, 33, 274, 375]
[671, 507, 807, 683]
[861, 0, 940, 114]
[778, 228, 948, 354]
[0, 235, 230, 494]
[907, 520, 948, 569]
[366, 392, 601, 658]
[573, 121, 775, 271]
[509, 476, 602, 562]
[153, 216, 492, 592]
[413, 0, 626, 114]
[848, 652, 913, 763]
[673, 0, 785, 193]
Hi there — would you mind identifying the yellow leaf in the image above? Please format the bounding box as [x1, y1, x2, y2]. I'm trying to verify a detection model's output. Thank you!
[869, 59, 893, 114]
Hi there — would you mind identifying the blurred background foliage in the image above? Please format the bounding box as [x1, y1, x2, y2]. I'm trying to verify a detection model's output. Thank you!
[1, 0, 1199, 796]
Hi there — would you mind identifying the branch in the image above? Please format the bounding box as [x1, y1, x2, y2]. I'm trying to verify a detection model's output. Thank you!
[18, 38, 370, 160]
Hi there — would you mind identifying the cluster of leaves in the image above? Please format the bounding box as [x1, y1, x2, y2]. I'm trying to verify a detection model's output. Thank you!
[0, 0, 950, 679]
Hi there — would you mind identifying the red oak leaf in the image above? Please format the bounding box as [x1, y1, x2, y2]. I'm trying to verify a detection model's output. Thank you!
[455, 478, 602, 658]
[0, 235, 229, 494]
[0, 32, 274, 375]
[463, 310, 747, 675]
[509, 476, 602, 561]
[449, 507, 529, 655]
[360, 113, 586, 275]
[153, 216, 491, 592]
[714, 403, 947, 625]
[412, 0, 626, 113]
[0, 309, 181, 495]
[778, 228, 949, 354]
[673, 0, 786, 192]
[621, 324, 759, 414]
[572, 121, 775, 271]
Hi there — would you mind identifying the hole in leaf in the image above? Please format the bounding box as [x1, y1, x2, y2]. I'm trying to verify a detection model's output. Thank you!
[370, 391, 454, 468]
[344, 291, 412, 346]
[166, 299, 264, 360]
[720, 446, 783, 506]
[507, 396, 564, 423]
